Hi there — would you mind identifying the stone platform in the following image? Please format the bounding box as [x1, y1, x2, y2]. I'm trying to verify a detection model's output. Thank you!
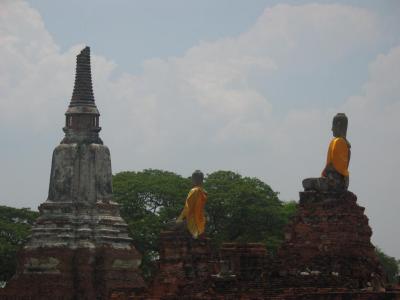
[147, 228, 213, 299]
[270, 190, 385, 290]
[2, 246, 144, 300]
[145, 230, 269, 299]
[1, 198, 145, 299]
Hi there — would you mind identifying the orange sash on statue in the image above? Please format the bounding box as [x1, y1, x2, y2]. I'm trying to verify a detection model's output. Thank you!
[324, 137, 350, 177]
[177, 186, 207, 238]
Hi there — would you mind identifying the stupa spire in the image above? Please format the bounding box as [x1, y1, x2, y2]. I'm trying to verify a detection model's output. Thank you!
[62, 46, 102, 144]
[71, 46, 95, 103]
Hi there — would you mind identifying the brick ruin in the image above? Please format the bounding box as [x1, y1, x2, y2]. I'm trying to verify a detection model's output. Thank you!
[1, 47, 399, 299]
[272, 191, 385, 291]
[127, 191, 398, 299]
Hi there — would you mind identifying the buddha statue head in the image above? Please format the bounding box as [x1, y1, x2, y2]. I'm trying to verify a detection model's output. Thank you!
[192, 170, 204, 186]
[332, 113, 348, 138]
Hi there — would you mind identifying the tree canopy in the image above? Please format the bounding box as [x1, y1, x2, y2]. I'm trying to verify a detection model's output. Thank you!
[376, 247, 400, 284]
[0, 205, 38, 282]
[113, 169, 191, 277]
[203, 170, 296, 249]
[113, 169, 297, 277]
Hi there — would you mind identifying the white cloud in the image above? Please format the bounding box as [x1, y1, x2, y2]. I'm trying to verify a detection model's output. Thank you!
[341, 46, 400, 256]
[0, 0, 69, 128]
[1, 1, 399, 257]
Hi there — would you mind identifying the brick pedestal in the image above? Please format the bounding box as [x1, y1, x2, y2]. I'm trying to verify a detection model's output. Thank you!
[1, 246, 144, 300]
[271, 191, 385, 290]
[148, 228, 213, 299]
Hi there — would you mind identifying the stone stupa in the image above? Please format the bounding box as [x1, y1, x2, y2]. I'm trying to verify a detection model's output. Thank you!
[3, 47, 145, 300]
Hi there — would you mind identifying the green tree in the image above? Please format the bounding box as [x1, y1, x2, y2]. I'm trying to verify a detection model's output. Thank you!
[113, 169, 297, 278]
[113, 169, 191, 278]
[0, 206, 38, 282]
[204, 171, 296, 252]
[375, 247, 399, 284]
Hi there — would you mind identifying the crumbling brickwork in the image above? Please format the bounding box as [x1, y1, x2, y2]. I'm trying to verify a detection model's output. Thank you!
[271, 191, 384, 291]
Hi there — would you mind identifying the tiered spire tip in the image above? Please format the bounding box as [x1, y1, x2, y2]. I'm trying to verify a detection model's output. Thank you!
[71, 46, 95, 104]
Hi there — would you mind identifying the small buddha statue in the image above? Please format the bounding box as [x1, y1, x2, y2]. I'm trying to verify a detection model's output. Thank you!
[302, 113, 351, 192]
[176, 170, 208, 238]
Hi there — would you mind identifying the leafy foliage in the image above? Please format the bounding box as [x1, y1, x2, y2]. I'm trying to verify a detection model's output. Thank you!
[113, 169, 297, 278]
[0, 206, 38, 282]
[375, 247, 399, 284]
[113, 169, 191, 278]
[203, 170, 295, 252]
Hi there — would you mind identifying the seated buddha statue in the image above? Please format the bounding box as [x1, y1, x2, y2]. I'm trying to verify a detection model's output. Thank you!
[176, 170, 208, 238]
[302, 113, 351, 192]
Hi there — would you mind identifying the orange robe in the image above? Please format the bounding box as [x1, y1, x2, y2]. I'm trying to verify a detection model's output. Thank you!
[177, 186, 207, 238]
[323, 137, 350, 177]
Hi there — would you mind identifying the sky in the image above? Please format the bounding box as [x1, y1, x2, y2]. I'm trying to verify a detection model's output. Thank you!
[0, 0, 399, 257]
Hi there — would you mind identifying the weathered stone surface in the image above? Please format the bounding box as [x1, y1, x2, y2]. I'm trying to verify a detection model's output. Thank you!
[0, 46, 144, 299]
[48, 143, 112, 204]
[270, 191, 385, 291]
[1, 246, 144, 299]
[28, 190, 132, 249]
[219, 242, 267, 282]
[211, 242, 268, 299]
[140, 231, 269, 299]
[147, 228, 214, 299]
